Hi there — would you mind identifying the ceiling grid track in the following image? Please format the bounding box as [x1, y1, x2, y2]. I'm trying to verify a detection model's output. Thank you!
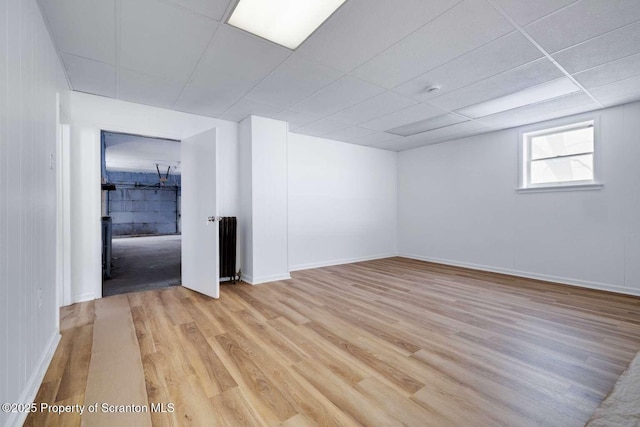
[171, 24, 222, 109]
[39, 0, 640, 150]
[34, 0, 72, 90]
[485, 0, 604, 109]
[271, 51, 349, 118]
[156, 0, 218, 20]
[215, 47, 293, 119]
[216, 0, 353, 120]
[284, 0, 468, 136]
[215, 44, 370, 122]
[342, 0, 464, 79]
[552, 17, 640, 72]
[277, 0, 508, 137]
[172, 0, 244, 110]
[282, 74, 394, 132]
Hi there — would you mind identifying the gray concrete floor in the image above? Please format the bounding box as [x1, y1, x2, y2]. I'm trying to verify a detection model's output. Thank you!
[103, 234, 181, 297]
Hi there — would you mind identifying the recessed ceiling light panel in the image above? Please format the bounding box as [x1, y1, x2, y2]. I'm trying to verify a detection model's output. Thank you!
[457, 78, 581, 119]
[227, 0, 347, 50]
[387, 114, 466, 137]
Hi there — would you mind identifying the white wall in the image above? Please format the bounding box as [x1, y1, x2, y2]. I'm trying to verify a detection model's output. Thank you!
[68, 92, 239, 302]
[239, 116, 290, 284]
[252, 117, 289, 283]
[398, 102, 640, 296]
[69, 124, 102, 302]
[0, 1, 70, 426]
[56, 119, 72, 307]
[288, 133, 398, 271]
[238, 118, 253, 280]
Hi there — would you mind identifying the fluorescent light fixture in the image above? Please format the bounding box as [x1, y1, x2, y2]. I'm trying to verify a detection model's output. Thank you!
[387, 114, 466, 137]
[457, 78, 581, 119]
[227, 0, 347, 49]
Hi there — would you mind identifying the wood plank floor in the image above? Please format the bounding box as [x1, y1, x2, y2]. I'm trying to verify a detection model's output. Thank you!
[26, 257, 640, 426]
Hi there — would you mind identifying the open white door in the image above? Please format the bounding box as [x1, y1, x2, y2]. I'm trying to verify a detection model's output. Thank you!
[181, 128, 219, 298]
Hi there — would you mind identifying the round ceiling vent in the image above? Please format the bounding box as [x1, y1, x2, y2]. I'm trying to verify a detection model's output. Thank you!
[425, 85, 441, 94]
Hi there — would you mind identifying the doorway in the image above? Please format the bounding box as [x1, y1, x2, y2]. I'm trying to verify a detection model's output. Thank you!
[100, 131, 182, 297]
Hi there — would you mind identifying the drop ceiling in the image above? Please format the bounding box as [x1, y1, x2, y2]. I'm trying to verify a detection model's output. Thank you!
[39, 0, 640, 151]
[104, 132, 181, 174]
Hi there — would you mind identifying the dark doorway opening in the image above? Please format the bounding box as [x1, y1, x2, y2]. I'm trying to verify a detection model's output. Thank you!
[101, 130, 182, 296]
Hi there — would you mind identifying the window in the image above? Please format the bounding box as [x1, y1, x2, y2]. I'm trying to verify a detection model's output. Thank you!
[520, 119, 601, 191]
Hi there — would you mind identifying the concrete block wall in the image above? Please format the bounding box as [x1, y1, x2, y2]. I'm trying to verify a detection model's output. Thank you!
[106, 171, 181, 236]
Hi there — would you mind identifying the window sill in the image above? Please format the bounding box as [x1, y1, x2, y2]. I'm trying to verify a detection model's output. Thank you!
[517, 183, 604, 194]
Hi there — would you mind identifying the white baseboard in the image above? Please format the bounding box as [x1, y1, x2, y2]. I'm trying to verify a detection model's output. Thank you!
[289, 253, 397, 272]
[399, 253, 640, 297]
[73, 292, 95, 303]
[5, 332, 61, 427]
[242, 273, 292, 285]
[240, 254, 399, 284]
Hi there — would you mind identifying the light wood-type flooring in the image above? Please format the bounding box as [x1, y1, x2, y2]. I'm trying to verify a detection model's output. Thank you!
[25, 257, 640, 426]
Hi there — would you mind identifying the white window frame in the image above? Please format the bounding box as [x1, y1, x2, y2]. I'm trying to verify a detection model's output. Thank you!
[518, 115, 603, 193]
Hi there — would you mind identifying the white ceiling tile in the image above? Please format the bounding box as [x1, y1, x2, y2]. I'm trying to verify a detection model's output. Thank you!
[597, 91, 640, 108]
[120, 0, 218, 81]
[189, 25, 291, 88]
[490, 0, 578, 26]
[41, 0, 116, 63]
[294, 119, 351, 138]
[297, 0, 462, 73]
[589, 75, 640, 102]
[349, 132, 402, 147]
[393, 121, 492, 150]
[104, 132, 180, 174]
[324, 126, 378, 142]
[118, 68, 184, 109]
[573, 53, 640, 89]
[476, 92, 598, 128]
[388, 114, 467, 136]
[457, 77, 581, 118]
[525, 0, 640, 53]
[245, 54, 343, 109]
[364, 137, 407, 151]
[173, 85, 231, 117]
[164, 0, 232, 21]
[352, 0, 514, 88]
[272, 110, 322, 130]
[393, 31, 542, 102]
[219, 99, 282, 122]
[327, 91, 418, 125]
[44, 0, 640, 152]
[174, 25, 290, 116]
[361, 103, 445, 131]
[62, 53, 116, 97]
[552, 21, 640, 74]
[429, 59, 563, 111]
[290, 76, 385, 116]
